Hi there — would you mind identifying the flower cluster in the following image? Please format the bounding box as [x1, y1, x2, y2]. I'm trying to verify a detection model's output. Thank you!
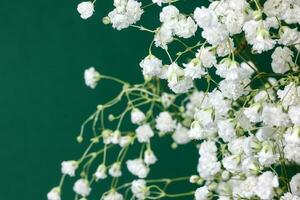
[48, 0, 300, 199]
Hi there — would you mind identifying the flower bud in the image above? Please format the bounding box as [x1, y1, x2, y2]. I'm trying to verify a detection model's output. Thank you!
[102, 16, 111, 24]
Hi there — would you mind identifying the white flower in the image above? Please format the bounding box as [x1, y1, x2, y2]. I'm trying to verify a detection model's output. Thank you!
[216, 39, 234, 57]
[144, 149, 157, 165]
[154, 24, 173, 48]
[95, 164, 107, 180]
[152, 0, 168, 6]
[73, 179, 91, 197]
[242, 157, 260, 175]
[167, 63, 194, 93]
[219, 79, 247, 100]
[217, 119, 236, 142]
[167, 62, 184, 85]
[258, 141, 279, 167]
[284, 144, 300, 164]
[161, 92, 176, 108]
[47, 187, 61, 200]
[131, 179, 149, 199]
[261, 104, 290, 127]
[199, 140, 218, 155]
[139, 55, 163, 77]
[285, 127, 300, 146]
[201, 25, 229, 45]
[172, 123, 191, 144]
[61, 160, 78, 177]
[103, 190, 124, 200]
[277, 82, 300, 109]
[228, 137, 245, 154]
[183, 58, 206, 80]
[108, 0, 143, 30]
[243, 20, 275, 53]
[244, 103, 262, 123]
[224, 10, 245, 35]
[193, 7, 218, 29]
[155, 111, 176, 132]
[119, 136, 133, 147]
[197, 141, 221, 179]
[195, 186, 210, 200]
[131, 108, 146, 124]
[109, 162, 122, 177]
[77, 1, 94, 19]
[159, 5, 179, 23]
[126, 159, 149, 178]
[84, 67, 101, 89]
[291, 173, 300, 196]
[289, 106, 300, 126]
[271, 47, 293, 74]
[135, 124, 154, 143]
[194, 109, 213, 126]
[222, 155, 241, 173]
[197, 47, 216, 68]
[255, 171, 279, 200]
[280, 192, 300, 200]
[278, 26, 300, 46]
[280, 83, 300, 105]
[237, 176, 258, 199]
[174, 16, 197, 38]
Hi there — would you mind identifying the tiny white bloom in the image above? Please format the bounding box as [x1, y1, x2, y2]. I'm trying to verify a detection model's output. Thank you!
[155, 111, 176, 132]
[84, 67, 101, 89]
[103, 190, 124, 200]
[126, 159, 149, 178]
[131, 179, 149, 199]
[144, 149, 157, 165]
[77, 1, 94, 19]
[95, 164, 107, 180]
[131, 108, 146, 125]
[47, 187, 61, 200]
[73, 179, 91, 197]
[109, 162, 122, 177]
[291, 173, 300, 196]
[135, 124, 154, 143]
[195, 186, 210, 200]
[61, 160, 78, 177]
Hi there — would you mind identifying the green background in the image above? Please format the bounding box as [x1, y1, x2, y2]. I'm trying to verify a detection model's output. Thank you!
[0, 0, 198, 199]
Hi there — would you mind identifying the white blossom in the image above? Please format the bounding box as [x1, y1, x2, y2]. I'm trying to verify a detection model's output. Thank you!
[109, 162, 122, 177]
[77, 1, 94, 19]
[95, 164, 107, 180]
[126, 159, 149, 178]
[289, 106, 300, 126]
[255, 171, 279, 200]
[195, 186, 210, 200]
[271, 47, 294, 74]
[84, 67, 100, 89]
[155, 111, 176, 132]
[172, 123, 191, 144]
[131, 179, 149, 199]
[136, 124, 154, 143]
[131, 108, 146, 124]
[160, 5, 179, 23]
[108, 0, 143, 30]
[73, 179, 91, 197]
[291, 173, 300, 196]
[144, 149, 157, 165]
[61, 160, 78, 177]
[261, 104, 290, 127]
[103, 190, 124, 200]
[47, 187, 61, 200]
[139, 55, 163, 77]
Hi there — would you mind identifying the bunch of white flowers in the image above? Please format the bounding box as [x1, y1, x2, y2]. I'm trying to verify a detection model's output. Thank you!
[48, 0, 300, 199]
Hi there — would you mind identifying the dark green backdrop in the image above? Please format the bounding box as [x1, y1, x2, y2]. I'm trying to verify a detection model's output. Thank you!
[0, 1, 197, 199]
